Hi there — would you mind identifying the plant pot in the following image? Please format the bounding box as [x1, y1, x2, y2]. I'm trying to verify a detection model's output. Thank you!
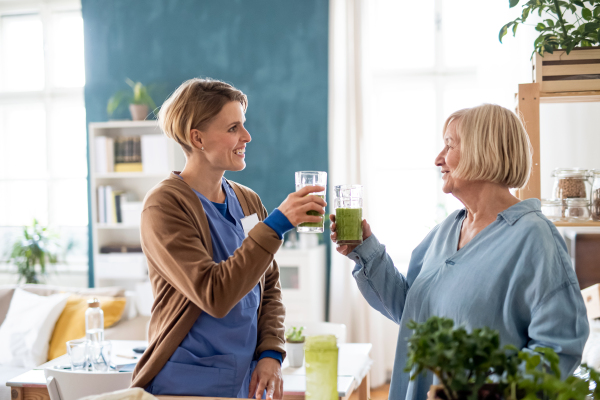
[533, 46, 600, 93]
[129, 104, 149, 121]
[286, 341, 304, 368]
[428, 384, 504, 400]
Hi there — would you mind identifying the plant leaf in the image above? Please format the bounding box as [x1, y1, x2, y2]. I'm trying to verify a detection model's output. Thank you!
[583, 7, 593, 19]
[510, 0, 520, 7]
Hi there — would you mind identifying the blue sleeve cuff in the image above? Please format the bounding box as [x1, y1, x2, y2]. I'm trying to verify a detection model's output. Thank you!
[259, 350, 283, 365]
[263, 209, 294, 240]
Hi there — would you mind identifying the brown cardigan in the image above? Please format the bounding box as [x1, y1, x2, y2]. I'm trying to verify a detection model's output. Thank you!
[131, 172, 286, 389]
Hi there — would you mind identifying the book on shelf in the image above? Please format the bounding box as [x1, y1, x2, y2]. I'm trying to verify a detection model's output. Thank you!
[141, 134, 169, 174]
[114, 162, 143, 172]
[100, 244, 143, 253]
[96, 186, 141, 225]
[94, 136, 114, 173]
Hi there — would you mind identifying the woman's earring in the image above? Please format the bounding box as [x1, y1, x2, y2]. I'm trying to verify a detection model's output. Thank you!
[201, 147, 204, 151]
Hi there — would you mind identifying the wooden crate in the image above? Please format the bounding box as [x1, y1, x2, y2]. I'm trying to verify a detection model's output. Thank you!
[533, 47, 600, 93]
[582, 283, 600, 319]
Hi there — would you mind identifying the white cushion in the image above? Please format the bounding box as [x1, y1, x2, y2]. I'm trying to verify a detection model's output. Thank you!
[0, 288, 68, 368]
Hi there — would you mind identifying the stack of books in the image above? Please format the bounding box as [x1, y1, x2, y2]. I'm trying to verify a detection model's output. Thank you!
[97, 186, 127, 224]
[94, 134, 169, 174]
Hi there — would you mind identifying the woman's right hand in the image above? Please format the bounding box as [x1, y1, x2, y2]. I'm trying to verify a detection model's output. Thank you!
[278, 185, 327, 226]
[330, 214, 372, 256]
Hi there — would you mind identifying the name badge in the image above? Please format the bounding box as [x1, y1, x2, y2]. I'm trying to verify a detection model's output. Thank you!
[240, 213, 260, 238]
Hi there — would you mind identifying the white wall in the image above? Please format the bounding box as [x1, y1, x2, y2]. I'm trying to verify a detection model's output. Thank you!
[540, 103, 600, 199]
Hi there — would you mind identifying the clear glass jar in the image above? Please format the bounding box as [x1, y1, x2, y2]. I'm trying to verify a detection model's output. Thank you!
[592, 170, 600, 222]
[541, 199, 563, 221]
[564, 198, 590, 222]
[333, 185, 363, 246]
[551, 168, 591, 200]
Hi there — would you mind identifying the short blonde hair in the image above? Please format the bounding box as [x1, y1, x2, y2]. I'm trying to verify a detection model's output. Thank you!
[443, 104, 532, 189]
[158, 78, 248, 154]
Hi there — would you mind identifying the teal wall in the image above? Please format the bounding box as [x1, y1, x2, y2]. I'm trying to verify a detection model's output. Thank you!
[82, 0, 329, 289]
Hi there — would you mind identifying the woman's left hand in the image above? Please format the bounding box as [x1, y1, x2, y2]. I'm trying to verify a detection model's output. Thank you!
[249, 358, 283, 400]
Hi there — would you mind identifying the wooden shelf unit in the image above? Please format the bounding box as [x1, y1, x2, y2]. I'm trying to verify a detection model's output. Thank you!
[516, 83, 600, 227]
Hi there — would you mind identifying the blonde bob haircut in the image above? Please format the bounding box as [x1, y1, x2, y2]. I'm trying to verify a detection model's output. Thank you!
[158, 78, 248, 154]
[443, 104, 532, 189]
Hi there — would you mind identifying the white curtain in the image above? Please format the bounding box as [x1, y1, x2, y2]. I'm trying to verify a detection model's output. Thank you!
[327, 0, 391, 388]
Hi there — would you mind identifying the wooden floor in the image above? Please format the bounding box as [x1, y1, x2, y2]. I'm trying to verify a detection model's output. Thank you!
[349, 383, 390, 400]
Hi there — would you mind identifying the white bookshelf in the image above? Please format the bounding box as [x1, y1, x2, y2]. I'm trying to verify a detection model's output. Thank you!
[89, 120, 185, 288]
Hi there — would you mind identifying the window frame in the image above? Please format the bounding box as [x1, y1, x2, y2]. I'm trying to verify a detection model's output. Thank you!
[0, 0, 87, 276]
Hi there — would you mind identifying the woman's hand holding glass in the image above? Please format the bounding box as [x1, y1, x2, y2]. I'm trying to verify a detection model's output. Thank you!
[329, 215, 372, 256]
[278, 185, 327, 226]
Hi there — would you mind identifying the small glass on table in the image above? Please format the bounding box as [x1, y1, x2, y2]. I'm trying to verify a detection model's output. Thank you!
[334, 185, 363, 245]
[66, 339, 88, 371]
[88, 340, 112, 372]
[295, 171, 327, 233]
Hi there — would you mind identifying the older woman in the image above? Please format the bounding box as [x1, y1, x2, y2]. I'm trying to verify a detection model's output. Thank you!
[131, 78, 326, 399]
[330, 104, 589, 400]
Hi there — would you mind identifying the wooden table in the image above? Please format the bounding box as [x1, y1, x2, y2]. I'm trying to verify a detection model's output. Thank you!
[6, 342, 372, 400]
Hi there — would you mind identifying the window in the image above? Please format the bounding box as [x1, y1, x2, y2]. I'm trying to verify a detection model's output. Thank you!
[363, 0, 533, 272]
[0, 1, 87, 284]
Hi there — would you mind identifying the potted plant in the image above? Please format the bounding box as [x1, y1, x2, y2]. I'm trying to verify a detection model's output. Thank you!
[406, 316, 600, 400]
[107, 78, 157, 121]
[286, 326, 306, 368]
[6, 219, 63, 284]
[499, 0, 600, 93]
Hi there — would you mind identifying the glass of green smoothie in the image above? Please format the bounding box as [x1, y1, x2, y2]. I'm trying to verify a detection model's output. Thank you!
[304, 335, 338, 400]
[333, 185, 363, 245]
[295, 171, 327, 233]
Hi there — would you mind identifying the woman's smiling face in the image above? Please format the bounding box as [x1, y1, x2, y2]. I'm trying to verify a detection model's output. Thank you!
[435, 121, 463, 194]
[196, 101, 251, 172]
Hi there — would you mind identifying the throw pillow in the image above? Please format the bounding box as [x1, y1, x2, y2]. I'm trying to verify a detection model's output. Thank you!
[48, 295, 127, 360]
[0, 288, 69, 368]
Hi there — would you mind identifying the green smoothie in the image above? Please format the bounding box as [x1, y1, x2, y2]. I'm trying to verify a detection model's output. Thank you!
[298, 195, 325, 230]
[305, 335, 338, 400]
[335, 208, 362, 245]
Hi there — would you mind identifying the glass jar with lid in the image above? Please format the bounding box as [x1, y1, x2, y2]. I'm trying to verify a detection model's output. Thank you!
[591, 169, 600, 222]
[564, 198, 590, 222]
[541, 199, 563, 221]
[551, 168, 592, 200]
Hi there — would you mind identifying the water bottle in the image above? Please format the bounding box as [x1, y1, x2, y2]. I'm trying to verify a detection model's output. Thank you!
[85, 298, 104, 342]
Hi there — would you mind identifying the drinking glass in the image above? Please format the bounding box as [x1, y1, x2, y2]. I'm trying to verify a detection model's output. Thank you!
[66, 339, 88, 371]
[333, 185, 363, 245]
[88, 341, 112, 372]
[295, 171, 327, 233]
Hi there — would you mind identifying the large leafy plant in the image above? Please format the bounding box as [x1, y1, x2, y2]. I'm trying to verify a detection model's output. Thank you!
[499, 0, 600, 56]
[405, 316, 600, 400]
[6, 219, 62, 284]
[107, 78, 157, 117]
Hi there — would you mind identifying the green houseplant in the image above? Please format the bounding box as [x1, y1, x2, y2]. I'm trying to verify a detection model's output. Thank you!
[406, 316, 600, 400]
[499, 0, 600, 56]
[107, 78, 157, 121]
[286, 326, 306, 368]
[6, 219, 62, 284]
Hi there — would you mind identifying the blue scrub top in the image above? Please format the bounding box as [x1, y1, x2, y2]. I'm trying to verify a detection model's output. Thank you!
[148, 177, 262, 398]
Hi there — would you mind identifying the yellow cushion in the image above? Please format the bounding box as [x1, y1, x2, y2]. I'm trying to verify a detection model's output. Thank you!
[48, 295, 126, 360]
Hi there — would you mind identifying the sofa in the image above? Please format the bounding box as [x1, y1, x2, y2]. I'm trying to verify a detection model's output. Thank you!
[0, 284, 150, 400]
